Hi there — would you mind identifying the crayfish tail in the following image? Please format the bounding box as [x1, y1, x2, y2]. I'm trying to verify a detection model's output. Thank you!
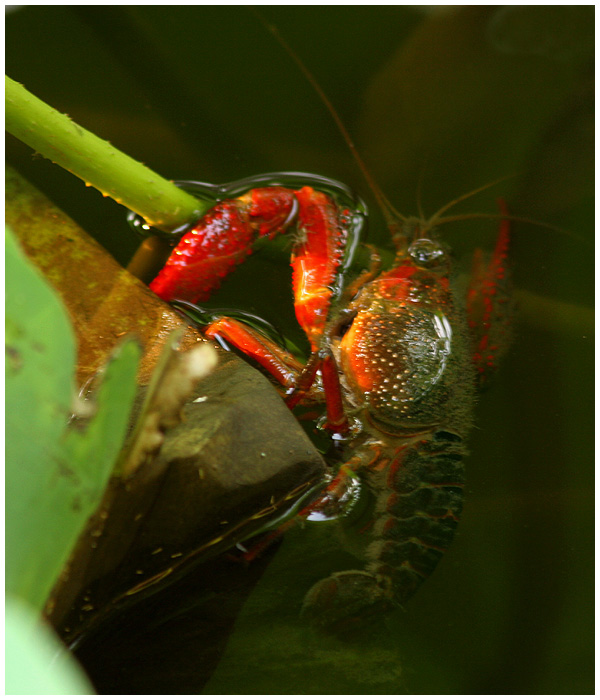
[302, 433, 467, 634]
[300, 570, 394, 634]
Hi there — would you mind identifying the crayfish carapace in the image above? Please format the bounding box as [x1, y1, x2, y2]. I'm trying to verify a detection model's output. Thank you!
[145, 169, 512, 631]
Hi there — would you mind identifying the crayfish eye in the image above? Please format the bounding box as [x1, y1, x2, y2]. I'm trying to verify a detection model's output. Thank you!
[408, 238, 446, 268]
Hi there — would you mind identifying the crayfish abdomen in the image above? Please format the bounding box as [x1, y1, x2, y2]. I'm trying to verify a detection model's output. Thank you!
[303, 431, 466, 631]
[371, 433, 467, 600]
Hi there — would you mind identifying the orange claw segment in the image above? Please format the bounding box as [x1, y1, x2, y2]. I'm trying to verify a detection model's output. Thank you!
[149, 187, 295, 304]
[248, 186, 297, 237]
[291, 187, 348, 350]
[203, 317, 303, 388]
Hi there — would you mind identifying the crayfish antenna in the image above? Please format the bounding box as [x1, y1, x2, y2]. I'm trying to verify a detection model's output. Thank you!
[423, 174, 582, 241]
[433, 211, 585, 241]
[255, 10, 406, 242]
[254, 13, 577, 246]
[425, 174, 516, 229]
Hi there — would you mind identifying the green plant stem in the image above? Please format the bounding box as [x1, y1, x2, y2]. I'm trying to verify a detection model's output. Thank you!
[5, 75, 210, 232]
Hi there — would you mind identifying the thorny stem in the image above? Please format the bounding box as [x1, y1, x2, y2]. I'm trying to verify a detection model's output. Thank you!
[5, 75, 209, 233]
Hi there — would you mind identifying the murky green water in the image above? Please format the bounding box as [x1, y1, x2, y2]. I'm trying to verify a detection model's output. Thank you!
[6, 6, 593, 694]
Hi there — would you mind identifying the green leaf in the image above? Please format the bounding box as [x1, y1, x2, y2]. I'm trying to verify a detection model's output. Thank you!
[5, 226, 140, 612]
[5, 597, 94, 694]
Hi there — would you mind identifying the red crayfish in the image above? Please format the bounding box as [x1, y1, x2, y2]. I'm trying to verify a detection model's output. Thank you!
[145, 167, 512, 630]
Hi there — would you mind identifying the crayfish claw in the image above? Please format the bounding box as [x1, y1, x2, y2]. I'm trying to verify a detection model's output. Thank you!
[301, 570, 393, 634]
